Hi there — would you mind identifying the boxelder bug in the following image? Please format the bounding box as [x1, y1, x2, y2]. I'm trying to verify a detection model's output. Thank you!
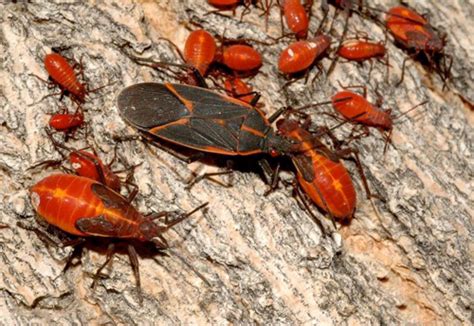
[338, 39, 386, 62]
[183, 29, 217, 77]
[281, 0, 310, 39]
[277, 118, 357, 221]
[278, 35, 332, 86]
[224, 76, 255, 104]
[29, 173, 207, 299]
[117, 83, 300, 157]
[44, 53, 87, 103]
[385, 5, 451, 86]
[303, 86, 428, 153]
[49, 111, 84, 132]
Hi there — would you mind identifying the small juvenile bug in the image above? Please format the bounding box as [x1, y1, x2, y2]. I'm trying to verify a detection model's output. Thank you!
[220, 44, 263, 73]
[29, 173, 207, 298]
[224, 77, 255, 104]
[68, 150, 122, 193]
[337, 39, 386, 62]
[303, 87, 428, 153]
[183, 29, 218, 77]
[43, 53, 87, 103]
[385, 5, 450, 85]
[278, 35, 332, 76]
[281, 0, 310, 39]
[49, 109, 84, 132]
[277, 118, 357, 221]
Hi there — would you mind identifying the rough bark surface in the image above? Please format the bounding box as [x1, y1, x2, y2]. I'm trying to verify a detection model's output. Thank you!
[0, 1, 472, 325]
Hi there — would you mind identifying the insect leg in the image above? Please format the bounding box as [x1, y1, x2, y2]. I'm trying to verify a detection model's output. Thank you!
[91, 242, 116, 289]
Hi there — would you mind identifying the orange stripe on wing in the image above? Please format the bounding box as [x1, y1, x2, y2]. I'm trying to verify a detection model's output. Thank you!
[165, 83, 195, 113]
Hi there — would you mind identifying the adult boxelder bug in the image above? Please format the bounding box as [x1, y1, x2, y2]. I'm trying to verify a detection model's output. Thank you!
[385, 5, 450, 85]
[117, 83, 300, 157]
[276, 118, 357, 222]
[29, 173, 207, 298]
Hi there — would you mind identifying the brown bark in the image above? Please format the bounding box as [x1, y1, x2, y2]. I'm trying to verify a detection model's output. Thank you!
[0, 0, 472, 324]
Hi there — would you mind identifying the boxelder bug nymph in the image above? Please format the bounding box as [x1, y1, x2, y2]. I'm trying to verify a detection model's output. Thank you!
[338, 39, 386, 62]
[224, 77, 255, 104]
[44, 53, 87, 103]
[278, 34, 332, 86]
[183, 29, 217, 77]
[117, 83, 301, 158]
[29, 173, 207, 300]
[303, 87, 428, 153]
[281, 0, 310, 39]
[276, 118, 357, 222]
[385, 6, 451, 86]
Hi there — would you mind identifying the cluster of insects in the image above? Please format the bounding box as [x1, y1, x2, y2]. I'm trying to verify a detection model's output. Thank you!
[15, 1, 450, 301]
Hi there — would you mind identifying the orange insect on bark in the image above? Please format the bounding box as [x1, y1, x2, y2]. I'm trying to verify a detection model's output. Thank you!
[331, 91, 392, 130]
[282, 0, 309, 39]
[278, 35, 331, 74]
[183, 29, 217, 76]
[386, 6, 442, 53]
[49, 112, 84, 131]
[338, 40, 386, 61]
[224, 77, 254, 103]
[44, 53, 86, 102]
[69, 151, 121, 192]
[277, 119, 356, 219]
[30, 174, 144, 238]
[222, 44, 262, 71]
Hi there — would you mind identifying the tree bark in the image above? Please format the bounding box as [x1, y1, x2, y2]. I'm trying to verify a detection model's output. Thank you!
[0, 0, 472, 324]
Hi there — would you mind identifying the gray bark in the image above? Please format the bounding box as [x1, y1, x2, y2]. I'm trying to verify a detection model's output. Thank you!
[0, 0, 472, 325]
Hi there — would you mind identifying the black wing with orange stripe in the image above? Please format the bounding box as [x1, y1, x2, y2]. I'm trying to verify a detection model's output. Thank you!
[117, 83, 273, 155]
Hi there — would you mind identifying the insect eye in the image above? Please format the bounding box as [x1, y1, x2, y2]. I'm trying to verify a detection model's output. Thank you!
[270, 149, 279, 157]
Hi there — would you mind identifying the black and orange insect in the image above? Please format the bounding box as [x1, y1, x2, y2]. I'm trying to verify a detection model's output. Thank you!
[29, 173, 207, 298]
[117, 83, 300, 158]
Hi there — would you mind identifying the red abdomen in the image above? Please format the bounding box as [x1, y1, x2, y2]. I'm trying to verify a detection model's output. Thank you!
[222, 45, 262, 71]
[297, 155, 356, 219]
[332, 91, 392, 130]
[69, 151, 121, 192]
[338, 40, 386, 61]
[183, 30, 217, 76]
[283, 0, 309, 38]
[224, 77, 254, 103]
[277, 119, 356, 219]
[49, 113, 84, 131]
[30, 174, 140, 237]
[278, 35, 331, 74]
[44, 53, 85, 100]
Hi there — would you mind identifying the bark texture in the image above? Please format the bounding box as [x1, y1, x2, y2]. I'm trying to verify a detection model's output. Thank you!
[0, 0, 472, 325]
